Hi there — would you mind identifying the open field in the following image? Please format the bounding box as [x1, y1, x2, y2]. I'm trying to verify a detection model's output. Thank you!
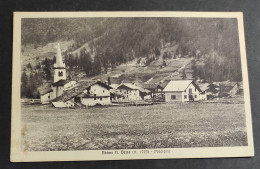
[21, 102, 247, 151]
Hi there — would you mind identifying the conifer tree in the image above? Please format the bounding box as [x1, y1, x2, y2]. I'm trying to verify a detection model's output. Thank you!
[191, 60, 198, 80]
[181, 69, 187, 80]
[92, 55, 102, 75]
[42, 58, 51, 80]
[21, 71, 28, 97]
[107, 76, 111, 85]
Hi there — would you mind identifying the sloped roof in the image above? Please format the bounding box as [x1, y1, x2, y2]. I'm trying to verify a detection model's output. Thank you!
[110, 88, 124, 96]
[143, 83, 158, 90]
[52, 80, 95, 102]
[163, 80, 198, 92]
[118, 83, 140, 90]
[39, 88, 53, 95]
[118, 83, 150, 93]
[214, 81, 237, 87]
[196, 82, 210, 92]
[139, 88, 150, 93]
[52, 79, 67, 86]
[64, 81, 77, 90]
[110, 84, 119, 89]
[93, 81, 112, 90]
[38, 82, 53, 95]
[52, 102, 67, 108]
[143, 83, 166, 91]
[158, 80, 171, 89]
[52, 80, 111, 102]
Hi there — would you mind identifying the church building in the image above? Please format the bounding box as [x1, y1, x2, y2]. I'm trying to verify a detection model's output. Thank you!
[38, 43, 67, 104]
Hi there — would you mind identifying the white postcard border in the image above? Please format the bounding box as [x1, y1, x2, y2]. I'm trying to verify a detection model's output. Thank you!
[11, 11, 254, 162]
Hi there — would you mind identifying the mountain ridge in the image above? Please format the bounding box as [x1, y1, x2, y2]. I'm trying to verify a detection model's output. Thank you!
[20, 17, 243, 98]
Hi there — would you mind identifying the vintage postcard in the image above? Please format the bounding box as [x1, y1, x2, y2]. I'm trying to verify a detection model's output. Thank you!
[11, 12, 254, 162]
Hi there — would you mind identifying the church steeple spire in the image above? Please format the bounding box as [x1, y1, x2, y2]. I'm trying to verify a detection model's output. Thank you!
[53, 43, 66, 83]
[55, 43, 65, 68]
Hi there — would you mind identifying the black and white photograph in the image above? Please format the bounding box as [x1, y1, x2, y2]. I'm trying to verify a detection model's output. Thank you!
[11, 12, 254, 161]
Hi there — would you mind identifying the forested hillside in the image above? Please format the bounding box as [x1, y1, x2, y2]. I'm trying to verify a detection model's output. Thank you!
[21, 17, 242, 98]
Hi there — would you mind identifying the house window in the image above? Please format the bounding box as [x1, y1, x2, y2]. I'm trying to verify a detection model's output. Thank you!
[189, 88, 192, 94]
[195, 88, 197, 92]
[103, 90, 105, 93]
[171, 95, 176, 100]
[184, 95, 187, 99]
[58, 71, 63, 77]
[100, 98, 102, 101]
[48, 96, 50, 98]
[94, 97, 96, 100]
[194, 95, 197, 98]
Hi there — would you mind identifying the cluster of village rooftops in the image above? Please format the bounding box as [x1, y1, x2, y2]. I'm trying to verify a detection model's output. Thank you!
[38, 44, 244, 107]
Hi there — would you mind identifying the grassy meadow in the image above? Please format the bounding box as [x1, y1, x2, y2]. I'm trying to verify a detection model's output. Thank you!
[21, 102, 247, 151]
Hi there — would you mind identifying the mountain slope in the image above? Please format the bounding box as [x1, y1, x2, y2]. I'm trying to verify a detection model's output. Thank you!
[21, 17, 242, 85]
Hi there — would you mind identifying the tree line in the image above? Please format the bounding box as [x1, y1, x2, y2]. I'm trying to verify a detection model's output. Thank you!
[21, 57, 56, 98]
[21, 17, 243, 98]
[21, 70, 42, 98]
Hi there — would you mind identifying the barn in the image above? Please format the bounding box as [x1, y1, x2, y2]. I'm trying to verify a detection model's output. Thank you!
[52, 80, 112, 107]
[163, 80, 202, 102]
[143, 83, 164, 98]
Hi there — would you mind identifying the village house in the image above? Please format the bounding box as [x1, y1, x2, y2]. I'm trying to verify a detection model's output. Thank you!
[109, 84, 124, 102]
[212, 81, 243, 97]
[117, 83, 150, 101]
[38, 82, 53, 104]
[53, 80, 112, 107]
[143, 83, 164, 98]
[76, 81, 112, 106]
[217, 81, 238, 94]
[143, 81, 169, 100]
[163, 80, 202, 102]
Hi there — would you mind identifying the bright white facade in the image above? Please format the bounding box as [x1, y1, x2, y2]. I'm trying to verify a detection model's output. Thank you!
[40, 92, 51, 104]
[81, 97, 110, 106]
[117, 83, 143, 101]
[80, 82, 111, 106]
[52, 85, 65, 99]
[163, 80, 202, 102]
[87, 83, 110, 96]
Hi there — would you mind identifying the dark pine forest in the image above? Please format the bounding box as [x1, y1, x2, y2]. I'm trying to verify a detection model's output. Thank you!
[21, 17, 242, 98]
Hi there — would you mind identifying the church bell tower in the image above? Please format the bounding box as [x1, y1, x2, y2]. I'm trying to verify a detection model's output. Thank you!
[54, 43, 66, 83]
